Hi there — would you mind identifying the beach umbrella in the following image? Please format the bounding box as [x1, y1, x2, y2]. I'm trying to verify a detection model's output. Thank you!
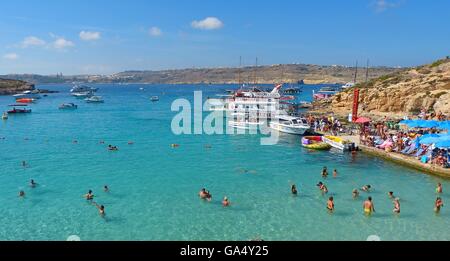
[399, 119, 412, 125]
[435, 140, 450, 148]
[421, 120, 440, 128]
[438, 121, 450, 130]
[354, 117, 371, 124]
[405, 119, 426, 128]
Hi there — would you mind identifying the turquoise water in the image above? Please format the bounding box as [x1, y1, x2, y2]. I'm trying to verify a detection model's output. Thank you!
[1, 84, 449, 241]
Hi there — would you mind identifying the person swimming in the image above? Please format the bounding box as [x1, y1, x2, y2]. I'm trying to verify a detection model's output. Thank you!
[22, 161, 27, 167]
[99, 140, 105, 144]
[388, 191, 395, 199]
[222, 196, 230, 207]
[104, 185, 109, 192]
[73, 140, 78, 144]
[317, 182, 328, 194]
[128, 141, 134, 145]
[322, 167, 328, 178]
[363, 197, 375, 215]
[204, 144, 212, 149]
[352, 189, 359, 199]
[435, 197, 444, 213]
[327, 197, 335, 212]
[171, 144, 180, 148]
[30, 179, 37, 188]
[333, 169, 338, 178]
[361, 185, 371, 192]
[108, 145, 119, 151]
[84, 190, 94, 200]
[19, 190, 25, 197]
[436, 183, 443, 194]
[199, 188, 212, 201]
[291, 184, 298, 195]
[393, 198, 400, 214]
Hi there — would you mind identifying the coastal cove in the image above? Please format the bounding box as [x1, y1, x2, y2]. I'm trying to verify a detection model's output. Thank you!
[1, 84, 450, 241]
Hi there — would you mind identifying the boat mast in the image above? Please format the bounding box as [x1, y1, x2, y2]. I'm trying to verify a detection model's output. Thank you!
[365, 59, 370, 83]
[353, 60, 358, 83]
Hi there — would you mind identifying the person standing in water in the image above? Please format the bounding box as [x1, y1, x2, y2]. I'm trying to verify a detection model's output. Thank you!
[322, 167, 328, 178]
[19, 190, 25, 198]
[436, 183, 443, 194]
[93, 202, 105, 217]
[393, 198, 400, 214]
[363, 197, 375, 215]
[30, 179, 37, 188]
[388, 191, 395, 199]
[84, 190, 94, 200]
[361, 185, 371, 192]
[435, 197, 444, 213]
[291, 184, 298, 195]
[333, 169, 338, 178]
[222, 197, 230, 207]
[22, 161, 27, 167]
[104, 185, 109, 192]
[327, 197, 334, 213]
[352, 189, 359, 199]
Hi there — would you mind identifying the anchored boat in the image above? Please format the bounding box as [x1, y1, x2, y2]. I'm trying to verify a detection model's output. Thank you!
[85, 96, 104, 103]
[301, 136, 331, 150]
[322, 135, 356, 151]
[59, 103, 78, 109]
[269, 115, 310, 135]
[7, 104, 32, 114]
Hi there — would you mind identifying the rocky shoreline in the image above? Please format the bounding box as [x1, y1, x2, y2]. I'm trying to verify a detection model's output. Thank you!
[311, 58, 450, 121]
[0, 78, 35, 95]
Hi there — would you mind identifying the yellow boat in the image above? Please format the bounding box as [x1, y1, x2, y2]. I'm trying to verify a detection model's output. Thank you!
[301, 136, 331, 150]
[322, 135, 355, 151]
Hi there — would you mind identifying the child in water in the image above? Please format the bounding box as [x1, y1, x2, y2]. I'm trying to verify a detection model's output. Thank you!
[393, 198, 400, 214]
[327, 197, 334, 213]
[222, 197, 230, 207]
[291, 184, 298, 195]
[352, 189, 359, 199]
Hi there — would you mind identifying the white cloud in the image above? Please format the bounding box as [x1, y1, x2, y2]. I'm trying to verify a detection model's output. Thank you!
[191, 17, 224, 30]
[149, 27, 162, 37]
[21, 36, 46, 48]
[3, 53, 19, 60]
[53, 38, 75, 49]
[79, 31, 101, 41]
[373, 0, 398, 12]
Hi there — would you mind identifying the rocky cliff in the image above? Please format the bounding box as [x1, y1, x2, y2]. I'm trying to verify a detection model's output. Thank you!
[313, 58, 450, 120]
[0, 78, 34, 95]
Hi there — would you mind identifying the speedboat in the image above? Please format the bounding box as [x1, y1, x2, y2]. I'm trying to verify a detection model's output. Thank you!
[70, 85, 98, 93]
[59, 103, 78, 109]
[298, 101, 313, 108]
[72, 91, 93, 98]
[301, 136, 331, 150]
[269, 115, 310, 135]
[85, 96, 104, 103]
[322, 135, 356, 151]
[2, 112, 8, 120]
[16, 98, 35, 103]
[7, 104, 32, 114]
[150, 96, 159, 102]
[13, 90, 41, 99]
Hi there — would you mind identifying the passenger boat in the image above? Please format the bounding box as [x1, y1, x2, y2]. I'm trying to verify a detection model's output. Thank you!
[16, 98, 35, 103]
[85, 96, 104, 103]
[269, 115, 310, 135]
[150, 96, 159, 102]
[59, 103, 78, 109]
[7, 104, 32, 114]
[322, 135, 356, 151]
[301, 136, 331, 150]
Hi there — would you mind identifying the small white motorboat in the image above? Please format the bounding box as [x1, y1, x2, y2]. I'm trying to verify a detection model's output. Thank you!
[85, 96, 104, 103]
[150, 96, 159, 102]
[72, 91, 93, 98]
[59, 103, 78, 109]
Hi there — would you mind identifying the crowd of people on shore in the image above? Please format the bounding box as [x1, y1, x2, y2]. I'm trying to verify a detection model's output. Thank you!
[360, 114, 450, 169]
[305, 115, 345, 136]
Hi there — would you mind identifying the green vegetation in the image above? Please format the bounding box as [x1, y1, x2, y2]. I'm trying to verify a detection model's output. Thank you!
[430, 59, 447, 68]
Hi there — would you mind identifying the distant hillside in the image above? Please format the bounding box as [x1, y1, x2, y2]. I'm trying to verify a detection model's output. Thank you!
[1, 64, 399, 85]
[313, 58, 450, 119]
[0, 78, 34, 95]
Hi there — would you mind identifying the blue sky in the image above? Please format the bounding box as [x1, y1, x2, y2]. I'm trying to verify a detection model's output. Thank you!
[0, 0, 449, 75]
